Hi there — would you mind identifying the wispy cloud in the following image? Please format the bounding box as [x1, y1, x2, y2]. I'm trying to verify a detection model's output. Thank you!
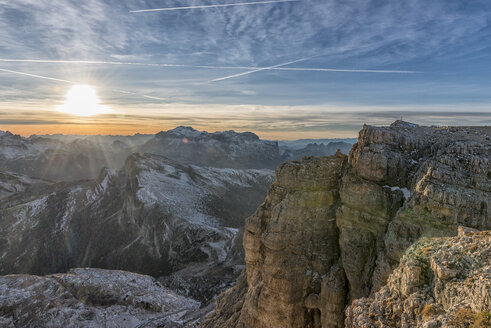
[0, 0, 490, 133]
[130, 0, 298, 13]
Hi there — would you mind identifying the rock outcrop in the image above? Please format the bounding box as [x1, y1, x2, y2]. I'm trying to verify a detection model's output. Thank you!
[0, 268, 200, 327]
[346, 228, 490, 328]
[202, 121, 490, 328]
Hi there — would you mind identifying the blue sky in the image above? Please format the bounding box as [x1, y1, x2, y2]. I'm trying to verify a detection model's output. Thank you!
[0, 0, 490, 138]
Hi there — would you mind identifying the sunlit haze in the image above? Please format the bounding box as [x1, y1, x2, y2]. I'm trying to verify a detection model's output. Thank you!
[56, 85, 108, 117]
[0, 1, 490, 138]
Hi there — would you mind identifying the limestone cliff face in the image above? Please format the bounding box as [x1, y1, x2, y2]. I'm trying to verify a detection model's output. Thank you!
[202, 122, 490, 328]
[346, 228, 490, 328]
[241, 155, 347, 328]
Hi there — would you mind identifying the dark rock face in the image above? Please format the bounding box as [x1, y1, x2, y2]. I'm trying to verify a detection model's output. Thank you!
[201, 269, 249, 328]
[139, 127, 282, 169]
[0, 153, 273, 278]
[0, 171, 52, 200]
[202, 122, 490, 328]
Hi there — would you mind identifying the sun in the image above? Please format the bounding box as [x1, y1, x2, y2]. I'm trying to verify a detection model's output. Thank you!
[57, 84, 108, 116]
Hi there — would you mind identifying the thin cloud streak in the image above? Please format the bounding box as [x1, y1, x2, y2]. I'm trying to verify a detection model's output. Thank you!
[0, 68, 75, 84]
[130, 0, 298, 13]
[210, 57, 313, 82]
[0, 59, 421, 74]
[0, 68, 169, 103]
[114, 89, 167, 101]
[273, 68, 420, 73]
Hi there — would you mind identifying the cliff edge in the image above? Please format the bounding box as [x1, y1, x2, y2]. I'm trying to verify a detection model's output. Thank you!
[202, 121, 490, 328]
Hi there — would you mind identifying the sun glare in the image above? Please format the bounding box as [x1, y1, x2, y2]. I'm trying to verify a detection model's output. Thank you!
[57, 84, 108, 116]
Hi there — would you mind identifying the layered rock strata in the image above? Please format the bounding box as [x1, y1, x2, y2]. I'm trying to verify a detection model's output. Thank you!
[202, 122, 490, 328]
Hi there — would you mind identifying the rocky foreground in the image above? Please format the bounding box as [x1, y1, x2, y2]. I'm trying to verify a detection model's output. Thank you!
[346, 227, 490, 328]
[202, 121, 490, 327]
[0, 268, 200, 327]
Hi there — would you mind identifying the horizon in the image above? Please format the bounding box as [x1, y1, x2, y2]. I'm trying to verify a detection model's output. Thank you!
[1, 1, 490, 137]
[1, 123, 361, 140]
[5, 119, 488, 141]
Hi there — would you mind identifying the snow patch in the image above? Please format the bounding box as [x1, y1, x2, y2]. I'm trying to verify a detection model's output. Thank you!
[384, 185, 411, 200]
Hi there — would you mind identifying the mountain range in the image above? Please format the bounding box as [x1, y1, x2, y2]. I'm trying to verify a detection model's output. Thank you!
[1, 122, 487, 327]
[0, 127, 354, 181]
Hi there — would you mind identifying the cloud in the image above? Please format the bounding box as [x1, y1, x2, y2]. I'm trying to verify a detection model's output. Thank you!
[2, 0, 489, 66]
[0, 58, 420, 73]
[0, 66, 175, 103]
[1, 102, 489, 139]
[0, 0, 490, 132]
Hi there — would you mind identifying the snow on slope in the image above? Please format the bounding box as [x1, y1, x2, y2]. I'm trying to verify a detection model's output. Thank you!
[0, 153, 274, 279]
[135, 155, 273, 228]
[0, 268, 200, 327]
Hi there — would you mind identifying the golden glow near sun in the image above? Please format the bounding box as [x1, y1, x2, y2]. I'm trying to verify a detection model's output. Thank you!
[57, 84, 108, 116]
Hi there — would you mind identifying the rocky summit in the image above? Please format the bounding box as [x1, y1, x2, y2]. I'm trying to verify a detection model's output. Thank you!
[202, 121, 490, 328]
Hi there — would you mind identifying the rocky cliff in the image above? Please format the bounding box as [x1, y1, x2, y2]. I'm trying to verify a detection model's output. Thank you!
[202, 121, 490, 328]
[346, 227, 490, 328]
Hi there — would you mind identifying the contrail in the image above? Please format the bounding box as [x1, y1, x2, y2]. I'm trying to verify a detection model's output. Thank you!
[209, 57, 421, 82]
[272, 68, 419, 73]
[0, 59, 420, 74]
[116, 89, 168, 101]
[0, 68, 75, 84]
[210, 57, 313, 82]
[129, 0, 298, 13]
[0, 68, 168, 102]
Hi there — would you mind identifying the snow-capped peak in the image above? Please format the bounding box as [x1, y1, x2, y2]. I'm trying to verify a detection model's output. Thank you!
[157, 126, 206, 139]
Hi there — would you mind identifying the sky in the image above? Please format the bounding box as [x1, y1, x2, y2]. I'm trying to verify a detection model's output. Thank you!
[0, 0, 490, 139]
